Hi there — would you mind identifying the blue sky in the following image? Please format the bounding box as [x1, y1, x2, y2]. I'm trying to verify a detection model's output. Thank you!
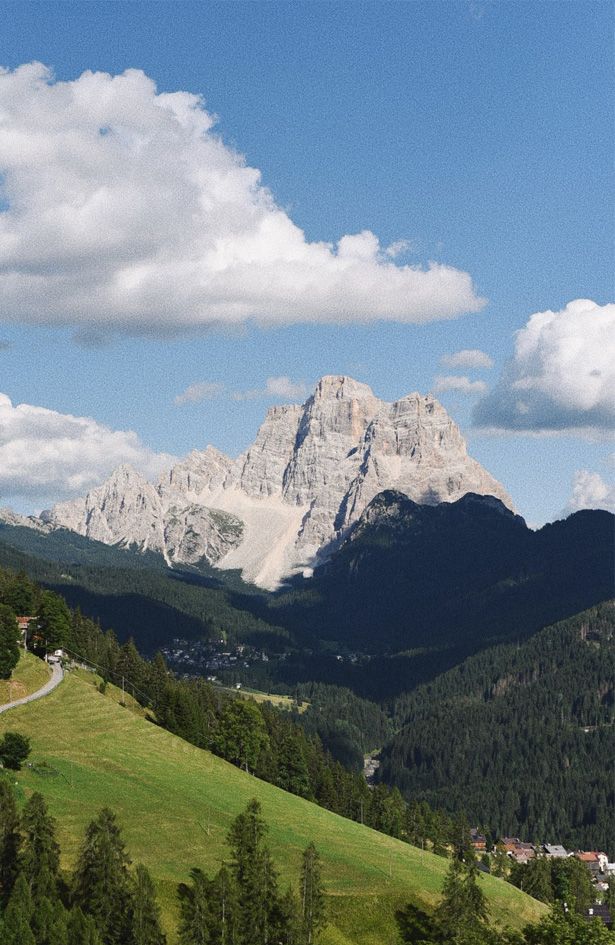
[0, 1, 613, 522]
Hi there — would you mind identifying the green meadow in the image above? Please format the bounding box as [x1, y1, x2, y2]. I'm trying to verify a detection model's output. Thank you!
[0, 665, 546, 944]
[0, 650, 51, 705]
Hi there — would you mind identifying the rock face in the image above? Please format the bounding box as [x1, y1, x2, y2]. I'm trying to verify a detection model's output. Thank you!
[42, 376, 512, 588]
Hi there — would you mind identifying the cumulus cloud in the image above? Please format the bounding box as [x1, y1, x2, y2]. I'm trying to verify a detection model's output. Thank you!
[232, 375, 308, 402]
[0, 63, 484, 337]
[566, 470, 615, 514]
[441, 348, 493, 370]
[0, 393, 173, 505]
[174, 381, 224, 406]
[474, 300, 615, 433]
[433, 375, 487, 396]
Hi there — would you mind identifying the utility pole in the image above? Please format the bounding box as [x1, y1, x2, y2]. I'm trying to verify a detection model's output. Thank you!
[121, 675, 125, 706]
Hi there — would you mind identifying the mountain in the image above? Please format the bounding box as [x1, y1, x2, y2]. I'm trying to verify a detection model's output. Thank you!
[379, 601, 615, 856]
[41, 375, 510, 588]
[268, 492, 614, 696]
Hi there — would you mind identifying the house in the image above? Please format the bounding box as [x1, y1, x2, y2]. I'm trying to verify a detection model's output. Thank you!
[501, 838, 536, 864]
[575, 852, 609, 881]
[585, 904, 612, 928]
[16, 615, 36, 645]
[543, 844, 569, 859]
[470, 829, 487, 853]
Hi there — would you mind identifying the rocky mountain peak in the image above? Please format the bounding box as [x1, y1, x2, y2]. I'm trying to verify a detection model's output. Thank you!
[312, 375, 376, 401]
[43, 375, 513, 588]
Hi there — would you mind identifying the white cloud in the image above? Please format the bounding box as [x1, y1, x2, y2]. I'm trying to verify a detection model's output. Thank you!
[232, 375, 308, 402]
[433, 375, 487, 395]
[441, 348, 494, 370]
[566, 470, 615, 514]
[174, 381, 224, 406]
[0, 393, 173, 505]
[263, 376, 308, 400]
[474, 299, 615, 433]
[0, 63, 484, 337]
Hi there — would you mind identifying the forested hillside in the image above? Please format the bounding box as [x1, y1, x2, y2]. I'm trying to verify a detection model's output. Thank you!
[379, 602, 615, 855]
[0, 526, 284, 652]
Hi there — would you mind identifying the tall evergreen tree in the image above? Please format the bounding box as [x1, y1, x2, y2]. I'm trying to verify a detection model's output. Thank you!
[435, 856, 490, 945]
[37, 592, 71, 651]
[299, 843, 326, 945]
[2, 872, 35, 945]
[0, 602, 20, 679]
[30, 895, 69, 945]
[177, 867, 215, 945]
[132, 864, 166, 945]
[0, 779, 20, 905]
[276, 887, 302, 945]
[66, 906, 103, 945]
[20, 791, 61, 901]
[228, 799, 280, 945]
[72, 808, 135, 945]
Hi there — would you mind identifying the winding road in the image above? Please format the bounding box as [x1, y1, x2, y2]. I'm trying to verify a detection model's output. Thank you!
[0, 661, 64, 715]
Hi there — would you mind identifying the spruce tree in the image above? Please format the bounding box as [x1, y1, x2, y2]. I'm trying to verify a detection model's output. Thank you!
[72, 808, 135, 945]
[276, 887, 302, 945]
[2, 872, 35, 945]
[228, 799, 280, 945]
[132, 864, 166, 945]
[31, 895, 69, 945]
[177, 867, 214, 945]
[435, 856, 490, 945]
[300, 843, 326, 945]
[66, 906, 103, 945]
[0, 779, 20, 905]
[0, 603, 20, 679]
[20, 791, 61, 900]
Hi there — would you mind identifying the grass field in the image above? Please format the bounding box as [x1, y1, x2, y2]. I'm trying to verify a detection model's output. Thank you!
[0, 665, 546, 944]
[0, 650, 51, 705]
[235, 685, 309, 713]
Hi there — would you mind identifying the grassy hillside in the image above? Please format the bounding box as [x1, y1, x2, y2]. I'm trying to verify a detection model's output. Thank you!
[0, 665, 545, 944]
[0, 649, 51, 705]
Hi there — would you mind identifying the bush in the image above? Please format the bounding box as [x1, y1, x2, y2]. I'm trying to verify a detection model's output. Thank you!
[0, 731, 31, 770]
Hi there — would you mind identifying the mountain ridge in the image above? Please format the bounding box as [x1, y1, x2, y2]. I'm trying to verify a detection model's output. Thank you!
[36, 375, 511, 588]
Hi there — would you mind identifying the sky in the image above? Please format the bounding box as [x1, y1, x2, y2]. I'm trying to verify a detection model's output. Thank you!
[0, 0, 613, 524]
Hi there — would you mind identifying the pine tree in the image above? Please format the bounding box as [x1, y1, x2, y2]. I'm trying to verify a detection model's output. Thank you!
[37, 592, 71, 651]
[72, 808, 135, 945]
[228, 799, 280, 945]
[132, 864, 166, 945]
[0, 779, 20, 905]
[30, 895, 69, 945]
[300, 843, 326, 945]
[276, 887, 302, 945]
[20, 791, 61, 900]
[177, 867, 214, 945]
[435, 856, 490, 945]
[2, 872, 35, 945]
[66, 906, 103, 945]
[0, 602, 20, 679]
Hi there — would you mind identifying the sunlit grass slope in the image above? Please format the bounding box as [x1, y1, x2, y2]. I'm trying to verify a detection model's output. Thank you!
[0, 650, 51, 705]
[0, 668, 546, 944]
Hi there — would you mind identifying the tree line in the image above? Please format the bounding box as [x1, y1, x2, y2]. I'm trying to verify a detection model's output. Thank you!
[0, 781, 325, 945]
